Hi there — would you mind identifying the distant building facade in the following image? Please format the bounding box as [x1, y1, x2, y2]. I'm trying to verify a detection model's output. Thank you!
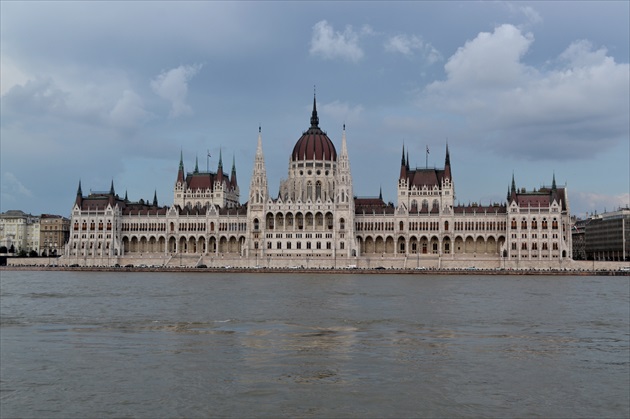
[572, 208, 629, 261]
[0, 210, 40, 254]
[39, 214, 70, 256]
[63, 95, 573, 268]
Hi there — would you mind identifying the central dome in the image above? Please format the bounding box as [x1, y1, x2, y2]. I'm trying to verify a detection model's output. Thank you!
[291, 95, 337, 162]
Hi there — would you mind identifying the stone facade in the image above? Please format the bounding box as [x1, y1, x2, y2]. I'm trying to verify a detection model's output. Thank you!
[0, 210, 40, 254]
[62, 95, 573, 268]
[39, 214, 70, 256]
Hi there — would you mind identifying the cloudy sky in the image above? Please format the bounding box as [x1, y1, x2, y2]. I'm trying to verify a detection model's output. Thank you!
[1, 1, 628, 218]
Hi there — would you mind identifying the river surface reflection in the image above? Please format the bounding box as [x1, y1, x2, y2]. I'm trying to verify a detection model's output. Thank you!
[1, 271, 628, 418]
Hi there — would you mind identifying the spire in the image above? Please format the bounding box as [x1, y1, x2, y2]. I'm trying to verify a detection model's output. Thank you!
[74, 180, 83, 207]
[231, 154, 237, 188]
[125, 190, 128, 201]
[310, 88, 319, 128]
[445, 142, 451, 166]
[552, 172, 557, 191]
[179, 149, 184, 171]
[341, 123, 348, 156]
[406, 150, 410, 170]
[444, 143, 452, 180]
[218, 148, 223, 170]
[110, 179, 115, 195]
[511, 173, 516, 194]
[379, 186, 383, 201]
[399, 144, 408, 180]
[194, 155, 199, 174]
[153, 190, 158, 206]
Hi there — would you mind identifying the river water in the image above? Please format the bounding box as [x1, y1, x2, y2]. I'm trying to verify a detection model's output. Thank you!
[1, 271, 628, 418]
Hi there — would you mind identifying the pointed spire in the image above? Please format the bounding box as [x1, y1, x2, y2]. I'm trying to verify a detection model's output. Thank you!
[153, 190, 158, 206]
[109, 179, 115, 195]
[231, 154, 238, 188]
[125, 190, 128, 201]
[552, 172, 557, 191]
[218, 148, 223, 170]
[77, 180, 83, 196]
[401, 144, 406, 166]
[379, 186, 383, 201]
[406, 150, 410, 170]
[445, 142, 451, 166]
[310, 87, 319, 128]
[176, 149, 185, 184]
[194, 155, 199, 174]
[444, 143, 452, 180]
[511, 173, 516, 193]
[340, 123, 348, 156]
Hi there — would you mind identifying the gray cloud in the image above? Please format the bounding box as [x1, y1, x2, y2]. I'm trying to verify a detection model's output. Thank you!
[420, 24, 629, 160]
[151, 64, 203, 118]
[309, 20, 364, 63]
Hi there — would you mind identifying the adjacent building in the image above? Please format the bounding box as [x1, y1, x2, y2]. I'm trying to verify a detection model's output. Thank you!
[39, 214, 70, 256]
[63, 95, 573, 268]
[572, 208, 629, 261]
[0, 210, 40, 254]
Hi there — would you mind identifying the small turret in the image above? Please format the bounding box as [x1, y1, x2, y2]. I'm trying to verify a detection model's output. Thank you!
[176, 149, 185, 184]
[74, 180, 83, 207]
[153, 190, 158, 206]
[230, 154, 238, 189]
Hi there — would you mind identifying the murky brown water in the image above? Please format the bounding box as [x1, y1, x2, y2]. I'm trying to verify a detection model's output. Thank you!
[1, 271, 628, 418]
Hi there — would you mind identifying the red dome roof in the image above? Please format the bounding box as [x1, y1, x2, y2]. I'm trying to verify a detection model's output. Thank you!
[291, 95, 337, 162]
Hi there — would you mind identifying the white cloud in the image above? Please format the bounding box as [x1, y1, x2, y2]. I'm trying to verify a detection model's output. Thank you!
[385, 34, 442, 64]
[309, 20, 364, 63]
[320, 100, 364, 125]
[150, 64, 202, 117]
[572, 191, 630, 216]
[420, 24, 629, 160]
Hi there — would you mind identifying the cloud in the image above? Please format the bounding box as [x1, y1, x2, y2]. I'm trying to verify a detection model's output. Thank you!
[309, 20, 364, 63]
[420, 24, 629, 160]
[384, 34, 442, 64]
[150, 64, 203, 117]
[109, 90, 152, 129]
[320, 100, 364, 125]
[572, 191, 630, 216]
[1, 172, 33, 206]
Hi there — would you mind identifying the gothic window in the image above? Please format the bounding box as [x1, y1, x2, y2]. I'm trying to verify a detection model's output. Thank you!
[316, 181, 322, 200]
[552, 219, 558, 230]
[253, 219, 259, 231]
[307, 182, 313, 201]
[399, 221, 404, 231]
[444, 221, 449, 231]
[532, 219, 538, 229]
[511, 219, 517, 229]
[521, 219, 527, 229]
[340, 218, 345, 230]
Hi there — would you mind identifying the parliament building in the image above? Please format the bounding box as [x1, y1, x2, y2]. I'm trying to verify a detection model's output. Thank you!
[64, 95, 573, 269]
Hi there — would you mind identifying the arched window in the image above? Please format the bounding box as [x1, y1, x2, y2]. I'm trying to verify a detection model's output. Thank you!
[315, 181, 322, 200]
[306, 182, 313, 201]
[253, 218, 259, 231]
[340, 218, 345, 230]
[444, 221, 449, 231]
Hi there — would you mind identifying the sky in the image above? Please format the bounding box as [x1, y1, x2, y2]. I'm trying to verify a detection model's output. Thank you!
[1, 1, 628, 219]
